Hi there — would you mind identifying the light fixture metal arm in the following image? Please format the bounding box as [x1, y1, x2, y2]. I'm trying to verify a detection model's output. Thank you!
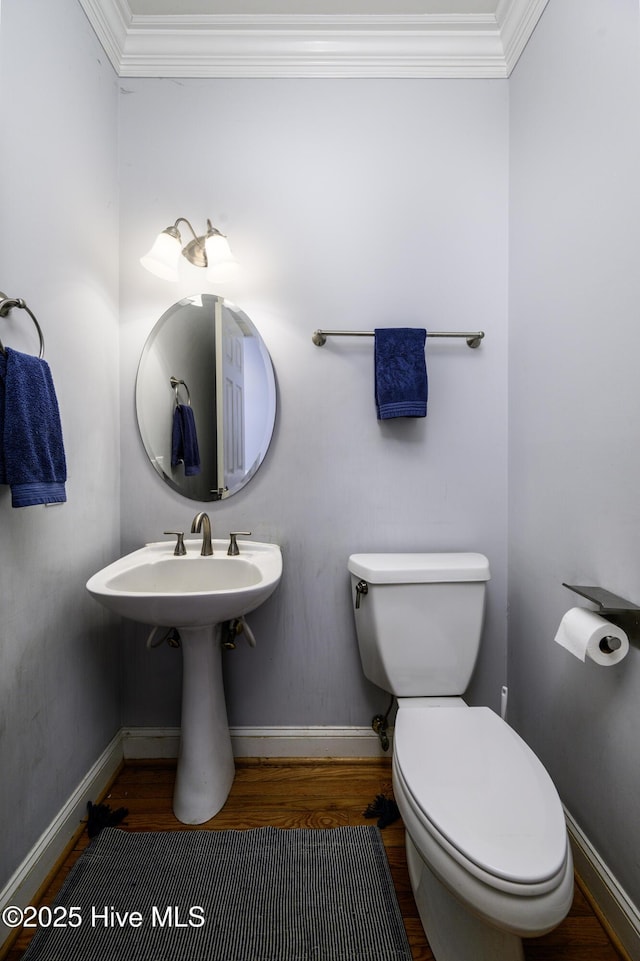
[173, 217, 201, 244]
[175, 218, 209, 268]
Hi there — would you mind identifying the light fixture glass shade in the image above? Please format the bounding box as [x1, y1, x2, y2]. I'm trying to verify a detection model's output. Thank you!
[140, 229, 182, 282]
[204, 231, 239, 283]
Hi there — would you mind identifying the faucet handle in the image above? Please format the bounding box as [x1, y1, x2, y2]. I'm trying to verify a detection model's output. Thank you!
[164, 531, 187, 556]
[228, 531, 252, 556]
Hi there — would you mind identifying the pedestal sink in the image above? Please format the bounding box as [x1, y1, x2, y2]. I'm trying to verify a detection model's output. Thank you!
[86, 538, 282, 824]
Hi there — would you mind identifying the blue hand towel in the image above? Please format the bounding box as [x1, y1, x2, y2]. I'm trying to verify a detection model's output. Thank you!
[171, 403, 201, 476]
[374, 327, 428, 419]
[0, 347, 67, 507]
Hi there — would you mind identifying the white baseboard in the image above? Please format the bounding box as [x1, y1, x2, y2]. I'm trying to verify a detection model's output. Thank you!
[121, 726, 180, 759]
[0, 733, 123, 948]
[565, 807, 640, 961]
[232, 725, 393, 758]
[121, 725, 393, 759]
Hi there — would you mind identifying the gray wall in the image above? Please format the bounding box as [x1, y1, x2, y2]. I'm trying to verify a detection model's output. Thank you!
[118, 78, 510, 729]
[508, 0, 640, 909]
[0, 0, 121, 883]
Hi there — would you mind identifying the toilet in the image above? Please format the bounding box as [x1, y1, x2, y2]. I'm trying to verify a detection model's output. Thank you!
[348, 552, 574, 961]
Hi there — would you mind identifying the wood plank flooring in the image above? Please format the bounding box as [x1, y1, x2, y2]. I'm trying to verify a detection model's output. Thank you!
[2, 758, 626, 961]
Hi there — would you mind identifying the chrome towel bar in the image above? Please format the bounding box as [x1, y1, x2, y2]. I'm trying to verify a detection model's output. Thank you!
[312, 329, 484, 348]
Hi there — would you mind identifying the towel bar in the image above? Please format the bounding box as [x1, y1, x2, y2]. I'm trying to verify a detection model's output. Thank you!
[0, 291, 45, 358]
[312, 329, 484, 348]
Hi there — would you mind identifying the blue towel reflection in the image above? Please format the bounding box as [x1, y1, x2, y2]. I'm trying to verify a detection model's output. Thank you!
[171, 403, 201, 476]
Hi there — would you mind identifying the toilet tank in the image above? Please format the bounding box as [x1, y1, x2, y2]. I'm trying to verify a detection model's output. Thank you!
[348, 553, 491, 697]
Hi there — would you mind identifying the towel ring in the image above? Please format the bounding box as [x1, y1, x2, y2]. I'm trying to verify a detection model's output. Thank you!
[0, 292, 45, 359]
[170, 375, 192, 406]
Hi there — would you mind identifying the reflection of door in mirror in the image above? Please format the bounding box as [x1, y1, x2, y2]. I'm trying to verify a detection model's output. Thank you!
[220, 304, 246, 494]
[136, 294, 276, 502]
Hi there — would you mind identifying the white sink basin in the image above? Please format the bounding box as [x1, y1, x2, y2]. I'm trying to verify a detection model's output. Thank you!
[86, 539, 282, 627]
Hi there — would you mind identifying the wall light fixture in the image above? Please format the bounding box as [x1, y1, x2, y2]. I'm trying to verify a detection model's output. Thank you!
[141, 217, 239, 283]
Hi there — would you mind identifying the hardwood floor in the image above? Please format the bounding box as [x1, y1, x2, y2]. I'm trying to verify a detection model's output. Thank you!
[2, 758, 626, 961]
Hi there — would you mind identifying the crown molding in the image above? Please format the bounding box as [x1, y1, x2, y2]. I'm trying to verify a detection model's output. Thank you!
[79, 0, 131, 69]
[497, 0, 550, 74]
[77, 0, 549, 78]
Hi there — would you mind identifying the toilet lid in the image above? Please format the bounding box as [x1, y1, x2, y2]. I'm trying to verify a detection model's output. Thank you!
[394, 707, 567, 885]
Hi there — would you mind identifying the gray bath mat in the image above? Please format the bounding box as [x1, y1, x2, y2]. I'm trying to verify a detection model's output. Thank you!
[21, 825, 411, 961]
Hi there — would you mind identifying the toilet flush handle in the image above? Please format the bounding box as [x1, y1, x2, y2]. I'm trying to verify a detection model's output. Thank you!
[355, 580, 368, 610]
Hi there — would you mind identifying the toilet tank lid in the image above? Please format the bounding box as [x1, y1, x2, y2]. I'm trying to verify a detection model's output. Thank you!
[347, 552, 490, 584]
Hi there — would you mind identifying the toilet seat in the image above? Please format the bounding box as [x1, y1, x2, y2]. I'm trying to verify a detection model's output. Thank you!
[393, 705, 568, 892]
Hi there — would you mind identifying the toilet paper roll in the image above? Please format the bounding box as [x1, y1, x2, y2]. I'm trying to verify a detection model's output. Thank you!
[554, 607, 629, 665]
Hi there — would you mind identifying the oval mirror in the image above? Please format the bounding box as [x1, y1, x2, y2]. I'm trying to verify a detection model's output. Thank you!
[136, 294, 276, 501]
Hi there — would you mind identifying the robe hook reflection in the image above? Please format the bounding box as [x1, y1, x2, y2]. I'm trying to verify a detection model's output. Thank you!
[0, 291, 45, 358]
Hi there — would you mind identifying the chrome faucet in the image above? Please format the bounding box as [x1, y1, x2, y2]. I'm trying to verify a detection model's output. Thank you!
[191, 512, 213, 556]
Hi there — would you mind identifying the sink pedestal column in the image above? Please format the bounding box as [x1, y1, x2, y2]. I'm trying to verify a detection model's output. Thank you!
[173, 625, 235, 824]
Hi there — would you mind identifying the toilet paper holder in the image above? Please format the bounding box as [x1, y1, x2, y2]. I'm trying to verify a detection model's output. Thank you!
[563, 583, 640, 645]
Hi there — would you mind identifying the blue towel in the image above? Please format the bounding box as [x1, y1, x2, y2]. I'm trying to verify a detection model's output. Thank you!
[374, 327, 428, 419]
[171, 403, 201, 476]
[0, 347, 67, 507]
